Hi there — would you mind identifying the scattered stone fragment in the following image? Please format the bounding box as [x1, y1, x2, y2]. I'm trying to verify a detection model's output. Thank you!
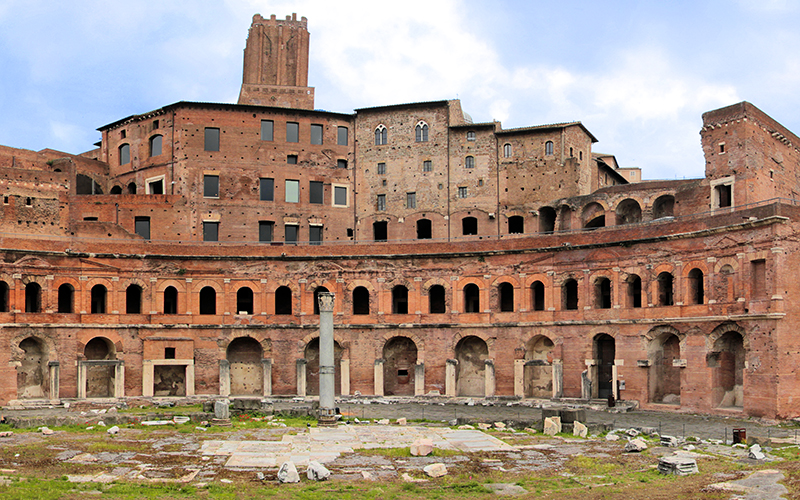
[401, 472, 427, 483]
[524, 427, 537, 434]
[478, 423, 492, 430]
[641, 427, 657, 435]
[220, 479, 233, 484]
[278, 460, 300, 483]
[658, 456, 699, 476]
[107, 426, 120, 435]
[0, 431, 12, 438]
[97, 421, 106, 427]
[573, 421, 588, 438]
[195, 426, 207, 431]
[214, 400, 230, 420]
[361, 471, 377, 481]
[494, 422, 506, 429]
[543, 416, 562, 436]
[625, 438, 648, 453]
[69, 453, 98, 462]
[410, 438, 434, 456]
[458, 424, 475, 430]
[484, 483, 528, 495]
[376, 419, 390, 425]
[625, 428, 639, 437]
[660, 435, 678, 447]
[306, 460, 330, 481]
[448, 419, 458, 426]
[396, 418, 407, 425]
[606, 433, 620, 441]
[86, 426, 94, 431]
[749, 444, 767, 460]
[683, 444, 696, 451]
[423, 463, 448, 478]
[40, 427, 54, 435]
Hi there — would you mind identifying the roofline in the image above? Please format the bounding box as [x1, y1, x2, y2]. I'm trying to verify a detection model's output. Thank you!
[449, 122, 497, 130]
[354, 99, 452, 113]
[496, 121, 598, 142]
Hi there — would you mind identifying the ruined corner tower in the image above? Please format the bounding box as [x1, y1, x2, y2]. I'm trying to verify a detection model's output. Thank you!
[238, 13, 315, 109]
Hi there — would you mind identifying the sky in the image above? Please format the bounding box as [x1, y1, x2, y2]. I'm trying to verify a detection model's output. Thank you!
[1, 0, 799, 180]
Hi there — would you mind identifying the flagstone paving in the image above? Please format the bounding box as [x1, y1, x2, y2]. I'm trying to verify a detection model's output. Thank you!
[200, 424, 515, 467]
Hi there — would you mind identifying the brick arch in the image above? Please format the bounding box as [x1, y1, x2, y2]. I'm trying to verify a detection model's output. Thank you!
[558, 273, 582, 286]
[682, 261, 709, 277]
[641, 324, 687, 351]
[191, 280, 223, 293]
[707, 322, 749, 351]
[298, 332, 349, 358]
[588, 270, 614, 283]
[422, 277, 448, 293]
[19, 275, 46, 286]
[714, 257, 739, 273]
[9, 329, 59, 363]
[217, 333, 272, 357]
[449, 330, 495, 358]
[77, 332, 124, 359]
[307, 280, 336, 293]
[156, 279, 186, 293]
[523, 274, 550, 288]
[378, 331, 426, 363]
[491, 275, 520, 288]
[346, 280, 376, 292]
[456, 276, 486, 289]
[230, 280, 261, 293]
[385, 278, 414, 291]
[120, 278, 147, 291]
[272, 280, 298, 293]
[610, 194, 645, 210]
[652, 263, 675, 276]
[52, 277, 81, 291]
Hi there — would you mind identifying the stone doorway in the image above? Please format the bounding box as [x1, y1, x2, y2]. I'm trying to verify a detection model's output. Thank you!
[712, 332, 744, 409]
[593, 334, 615, 399]
[16, 337, 48, 399]
[84, 337, 116, 398]
[524, 335, 553, 398]
[455, 336, 488, 397]
[649, 334, 681, 404]
[304, 338, 343, 396]
[383, 337, 417, 396]
[227, 337, 263, 397]
[153, 366, 186, 396]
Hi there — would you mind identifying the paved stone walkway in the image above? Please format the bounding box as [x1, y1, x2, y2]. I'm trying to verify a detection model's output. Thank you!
[200, 424, 515, 467]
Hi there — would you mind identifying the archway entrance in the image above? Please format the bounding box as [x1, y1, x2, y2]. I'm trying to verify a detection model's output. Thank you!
[648, 334, 681, 404]
[227, 337, 263, 396]
[383, 337, 417, 396]
[524, 336, 554, 398]
[304, 338, 343, 396]
[84, 337, 116, 398]
[712, 332, 744, 408]
[17, 337, 48, 399]
[455, 336, 488, 397]
[593, 334, 615, 399]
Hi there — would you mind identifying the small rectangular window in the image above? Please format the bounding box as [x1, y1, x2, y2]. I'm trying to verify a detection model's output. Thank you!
[259, 221, 274, 242]
[148, 179, 164, 195]
[286, 122, 299, 143]
[423, 160, 432, 172]
[467, 131, 476, 141]
[261, 120, 274, 141]
[119, 144, 130, 165]
[287, 155, 298, 164]
[334, 186, 348, 207]
[310, 181, 323, 204]
[752, 259, 766, 298]
[285, 180, 299, 203]
[204, 127, 220, 151]
[337, 159, 348, 169]
[203, 175, 219, 198]
[149, 135, 162, 157]
[310, 226, 323, 245]
[337, 126, 348, 146]
[458, 187, 468, 198]
[164, 347, 175, 359]
[83, 216, 99, 221]
[716, 184, 732, 208]
[135, 217, 150, 240]
[152, 120, 159, 130]
[285, 224, 298, 244]
[120, 130, 126, 139]
[310, 124, 323, 145]
[377, 194, 386, 211]
[260, 178, 274, 201]
[407, 192, 416, 209]
[377, 162, 386, 175]
[203, 221, 219, 242]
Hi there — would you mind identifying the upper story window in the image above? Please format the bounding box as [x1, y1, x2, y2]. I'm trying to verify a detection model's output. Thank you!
[149, 135, 162, 157]
[261, 120, 274, 141]
[377, 162, 386, 175]
[203, 221, 219, 242]
[465, 156, 475, 169]
[423, 160, 432, 172]
[203, 174, 219, 198]
[286, 122, 299, 143]
[406, 192, 416, 209]
[545, 140, 554, 156]
[337, 159, 348, 169]
[467, 131, 476, 141]
[333, 185, 348, 207]
[204, 127, 220, 151]
[260, 178, 274, 201]
[285, 180, 299, 203]
[458, 186, 468, 198]
[310, 181, 323, 204]
[503, 143, 512, 158]
[287, 155, 298, 164]
[120, 130, 126, 139]
[310, 124, 323, 145]
[377, 194, 386, 211]
[152, 120, 159, 130]
[415, 121, 429, 142]
[375, 125, 387, 145]
[337, 126, 348, 146]
[119, 144, 130, 165]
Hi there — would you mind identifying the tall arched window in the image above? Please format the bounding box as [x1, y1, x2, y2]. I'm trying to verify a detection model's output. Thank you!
[275, 286, 292, 315]
[353, 286, 370, 315]
[199, 286, 216, 315]
[499, 282, 514, 312]
[149, 135, 163, 157]
[163, 286, 178, 314]
[563, 279, 578, 310]
[658, 272, 674, 306]
[374, 125, 387, 145]
[126, 284, 142, 314]
[25, 282, 41, 313]
[91, 284, 107, 314]
[415, 121, 429, 142]
[545, 141, 554, 156]
[464, 284, 480, 312]
[531, 281, 545, 311]
[237, 287, 254, 314]
[465, 156, 475, 169]
[688, 268, 704, 305]
[119, 144, 130, 165]
[428, 285, 446, 314]
[392, 286, 408, 314]
[503, 143, 512, 158]
[58, 283, 74, 313]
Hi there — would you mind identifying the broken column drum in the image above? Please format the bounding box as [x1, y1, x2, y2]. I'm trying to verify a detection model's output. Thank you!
[317, 292, 336, 424]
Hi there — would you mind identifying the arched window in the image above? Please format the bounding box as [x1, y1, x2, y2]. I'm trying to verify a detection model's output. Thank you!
[615, 199, 642, 225]
[595, 277, 611, 309]
[539, 206, 556, 233]
[119, 144, 130, 165]
[653, 195, 675, 219]
[503, 143, 512, 158]
[463, 284, 480, 312]
[58, 283, 73, 313]
[415, 121, 429, 142]
[531, 281, 545, 311]
[91, 284, 107, 314]
[352, 286, 370, 315]
[25, 282, 41, 313]
[126, 284, 142, 314]
[627, 275, 642, 308]
[163, 286, 178, 314]
[465, 156, 475, 169]
[374, 125, 387, 145]
[313, 286, 330, 315]
[563, 279, 578, 310]
[275, 286, 292, 315]
[392, 285, 408, 314]
[658, 272, 674, 306]
[428, 285, 446, 314]
[508, 215, 524, 234]
[110, 185, 122, 194]
[416, 219, 432, 239]
[545, 141, 554, 156]
[237, 287, 254, 314]
[462, 217, 477, 235]
[127, 182, 137, 195]
[149, 135, 163, 157]
[688, 268, 704, 305]
[499, 282, 514, 312]
[0, 281, 8, 312]
[199, 287, 216, 314]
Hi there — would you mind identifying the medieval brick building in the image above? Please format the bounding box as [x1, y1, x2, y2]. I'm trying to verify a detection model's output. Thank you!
[0, 13, 797, 419]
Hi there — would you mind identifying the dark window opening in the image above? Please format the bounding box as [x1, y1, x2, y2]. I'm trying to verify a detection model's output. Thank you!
[310, 124, 323, 145]
[334, 186, 347, 206]
[539, 207, 556, 233]
[415, 123, 428, 142]
[135, 217, 150, 240]
[428, 285, 446, 313]
[499, 282, 514, 312]
[126, 284, 142, 314]
[204, 127, 220, 151]
[310, 181, 323, 204]
[310, 226, 323, 245]
[286, 122, 299, 143]
[259, 221, 274, 242]
[261, 120, 274, 141]
[285, 225, 298, 244]
[91, 284, 107, 314]
[353, 286, 370, 315]
[628, 275, 642, 308]
[563, 279, 578, 310]
[76, 174, 103, 195]
[392, 286, 408, 314]
[25, 282, 41, 313]
[508, 216, 524, 234]
[545, 141, 554, 156]
[337, 159, 348, 169]
[203, 175, 219, 198]
[658, 272, 674, 306]
[688, 268, 704, 305]
[462, 217, 478, 235]
[595, 278, 612, 309]
[127, 182, 137, 195]
[337, 126, 348, 146]
[464, 284, 480, 312]
[260, 178, 274, 201]
[653, 195, 675, 218]
[203, 221, 219, 242]
[165, 347, 175, 359]
[531, 281, 545, 311]
[149, 135, 162, 157]
[110, 185, 122, 194]
[275, 286, 292, 315]
[716, 184, 732, 208]
[199, 286, 216, 315]
[237, 287, 254, 314]
[287, 154, 298, 164]
[373, 221, 387, 241]
[148, 179, 163, 195]
[375, 125, 387, 145]
[416, 219, 432, 239]
[163, 286, 178, 314]
[119, 144, 130, 165]
[57, 283, 73, 313]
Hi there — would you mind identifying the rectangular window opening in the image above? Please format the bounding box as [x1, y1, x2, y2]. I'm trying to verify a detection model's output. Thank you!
[260, 178, 274, 201]
[204, 127, 220, 152]
[286, 122, 299, 143]
[261, 120, 274, 141]
[285, 180, 299, 203]
[203, 175, 219, 198]
[334, 186, 348, 207]
[164, 347, 175, 359]
[203, 221, 219, 242]
[310, 181, 324, 204]
[337, 126, 348, 146]
[259, 221, 274, 242]
[310, 124, 323, 145]
[135, 216, 151, 240]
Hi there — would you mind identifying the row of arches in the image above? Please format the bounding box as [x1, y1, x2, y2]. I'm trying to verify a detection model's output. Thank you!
[538, 194, 675, 232]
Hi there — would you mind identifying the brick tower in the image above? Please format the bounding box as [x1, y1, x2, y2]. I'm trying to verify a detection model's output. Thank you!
[237, 13, 315, 109]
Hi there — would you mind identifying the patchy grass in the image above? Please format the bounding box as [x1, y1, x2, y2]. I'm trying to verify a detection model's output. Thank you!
[358, 446, 464, 458]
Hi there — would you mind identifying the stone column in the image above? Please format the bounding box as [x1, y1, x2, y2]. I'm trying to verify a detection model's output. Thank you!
[484, 359, 495, 398]
[77, 361, 87, 399]
[114, 361, 125, 398]
[552, 360, 563, 398]
[48, 361, 60, 402]
[219, 360, 231, 397]
[513, 359, 525, 398]
[340, 358, 350, 396]
[374, 359, 385, 396]
[414, 362, 425, 396]
[317, 292, 336, 425]
[185, 362, 195, 396]
[445, 359, 458, 397]
[261, 358, 272, 396]
[612, 359, 623, 400]
[296, 359, 307, 397]
[142, 360, 154, 397]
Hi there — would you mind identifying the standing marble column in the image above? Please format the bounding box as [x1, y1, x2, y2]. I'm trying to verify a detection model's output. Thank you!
[317, 292, 336, 426]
